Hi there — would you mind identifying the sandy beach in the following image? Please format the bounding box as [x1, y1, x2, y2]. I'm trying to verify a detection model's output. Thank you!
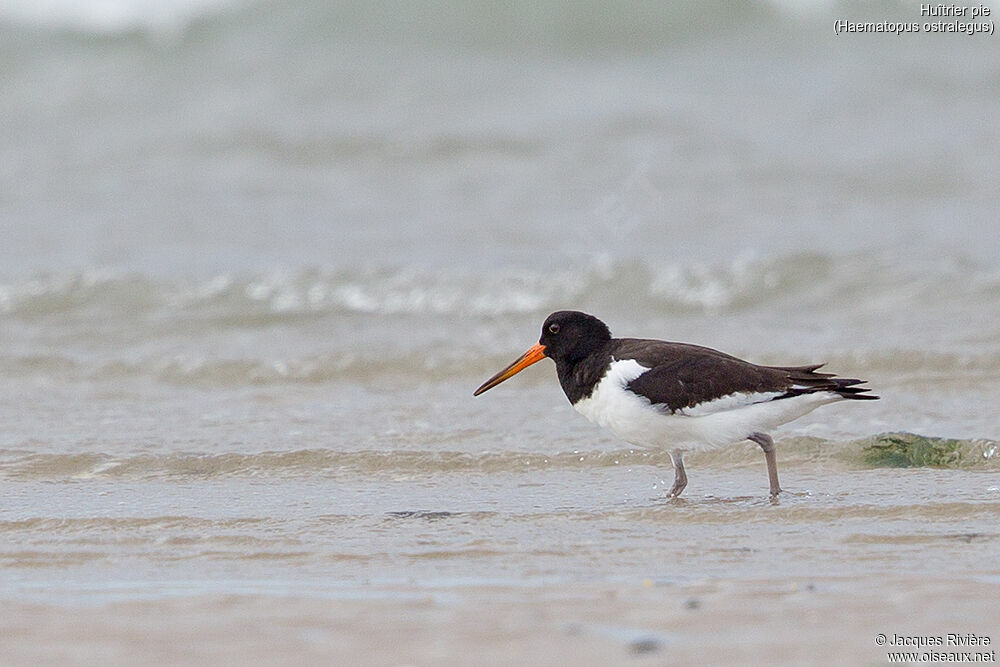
[5, 577, 999, 665]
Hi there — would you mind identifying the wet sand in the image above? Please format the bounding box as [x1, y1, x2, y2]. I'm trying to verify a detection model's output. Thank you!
[3, 458, 998, 666]
[4, 577, 998, 666]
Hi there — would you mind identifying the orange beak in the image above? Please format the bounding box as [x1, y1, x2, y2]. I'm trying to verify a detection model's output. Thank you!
[473, 342, 547, 396]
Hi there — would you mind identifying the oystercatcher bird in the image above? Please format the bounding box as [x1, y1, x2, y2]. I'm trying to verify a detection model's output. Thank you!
[474, 311, 877, 498]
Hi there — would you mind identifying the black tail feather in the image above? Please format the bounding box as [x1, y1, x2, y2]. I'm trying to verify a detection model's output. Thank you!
[775, 364, 879, 400]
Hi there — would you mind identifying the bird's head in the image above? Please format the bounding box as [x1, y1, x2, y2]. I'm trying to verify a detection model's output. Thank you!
[473, 310, 611, 395]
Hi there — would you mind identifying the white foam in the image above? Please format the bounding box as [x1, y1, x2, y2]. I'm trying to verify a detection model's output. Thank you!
[0, 0, 246, 35]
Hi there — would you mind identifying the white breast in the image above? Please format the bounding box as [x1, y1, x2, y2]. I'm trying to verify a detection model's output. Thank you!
[572, 358, 666, 447]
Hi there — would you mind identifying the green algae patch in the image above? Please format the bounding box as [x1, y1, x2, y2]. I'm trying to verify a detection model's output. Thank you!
[859, 433, 998, 468]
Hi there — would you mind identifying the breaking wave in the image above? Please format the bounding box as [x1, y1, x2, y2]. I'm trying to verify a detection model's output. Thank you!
[2, 252, 997, 319]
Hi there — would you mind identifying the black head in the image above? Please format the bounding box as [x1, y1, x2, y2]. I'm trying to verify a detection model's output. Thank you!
[473, 310, 612, 396]
[538, 310, 612, 364]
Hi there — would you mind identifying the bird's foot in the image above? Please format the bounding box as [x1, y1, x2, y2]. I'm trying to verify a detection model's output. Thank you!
[666, 478, 687, 499]
[667, 449, 688, 499]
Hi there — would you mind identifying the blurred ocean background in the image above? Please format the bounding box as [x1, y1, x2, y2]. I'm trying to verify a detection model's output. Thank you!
[1, 1, 999, 663]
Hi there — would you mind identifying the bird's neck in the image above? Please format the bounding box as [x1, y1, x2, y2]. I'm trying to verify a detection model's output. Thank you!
[554, 344, 613, 405]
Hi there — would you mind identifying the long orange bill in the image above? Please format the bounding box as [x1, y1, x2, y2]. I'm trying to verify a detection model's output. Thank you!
[473, 342, 547, 396]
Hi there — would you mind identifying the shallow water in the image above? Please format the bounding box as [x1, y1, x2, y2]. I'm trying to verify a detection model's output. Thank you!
[5, 465, 1000, 596]
[2, 0, 1000, 663]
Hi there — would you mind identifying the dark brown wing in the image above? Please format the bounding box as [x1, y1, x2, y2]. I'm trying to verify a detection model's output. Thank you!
[615, 338, 876, 412]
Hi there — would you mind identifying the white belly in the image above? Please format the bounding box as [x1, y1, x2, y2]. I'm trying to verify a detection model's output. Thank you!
[572, 359, 841, 451]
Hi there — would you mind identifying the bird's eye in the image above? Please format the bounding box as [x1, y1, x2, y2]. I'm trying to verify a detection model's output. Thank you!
[548, 323, 560, 334]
